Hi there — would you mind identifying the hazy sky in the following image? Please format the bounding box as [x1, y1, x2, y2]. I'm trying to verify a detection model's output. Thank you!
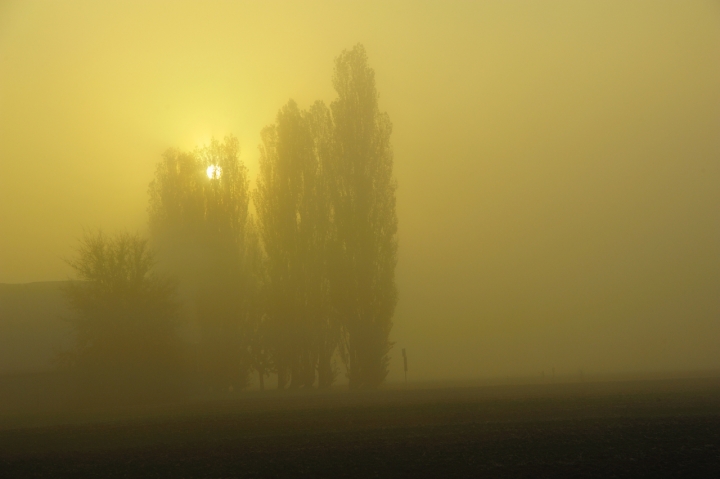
[1, 1, 719, 380]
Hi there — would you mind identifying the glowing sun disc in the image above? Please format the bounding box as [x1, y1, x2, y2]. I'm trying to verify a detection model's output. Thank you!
[207, 165, 222, 179]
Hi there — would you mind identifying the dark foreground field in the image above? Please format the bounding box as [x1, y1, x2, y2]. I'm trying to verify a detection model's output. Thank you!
[1, 377, 719, 478]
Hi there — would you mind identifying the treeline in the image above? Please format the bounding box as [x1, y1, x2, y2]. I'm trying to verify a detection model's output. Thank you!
[63, 45, 397, 397]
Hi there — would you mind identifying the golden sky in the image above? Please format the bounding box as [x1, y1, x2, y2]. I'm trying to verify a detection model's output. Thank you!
[1, 1, 719, 379]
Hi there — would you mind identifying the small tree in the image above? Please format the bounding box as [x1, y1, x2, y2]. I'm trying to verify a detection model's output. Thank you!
[63, 231, 184, 401]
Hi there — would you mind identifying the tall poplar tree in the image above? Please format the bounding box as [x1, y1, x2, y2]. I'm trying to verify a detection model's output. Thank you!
[254, 100, 336, 388]
[329, 44, 398, 389]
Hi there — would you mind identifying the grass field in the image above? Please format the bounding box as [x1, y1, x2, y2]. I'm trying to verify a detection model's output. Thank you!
[1, 376, 719, 477]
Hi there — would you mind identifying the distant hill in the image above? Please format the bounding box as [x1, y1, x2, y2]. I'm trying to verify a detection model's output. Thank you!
[0, 282, 74, 373]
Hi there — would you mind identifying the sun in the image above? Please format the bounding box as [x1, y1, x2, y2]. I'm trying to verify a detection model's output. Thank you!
[206, 165, 222, 180]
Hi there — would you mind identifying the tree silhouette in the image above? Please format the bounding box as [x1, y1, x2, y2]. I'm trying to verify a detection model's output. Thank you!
[255, 100, 338, 389]
[148, 136, 255, 391]
[63, 231, 184, 400]
[254, 45, 397, 390]
[329, 44, 398, 389]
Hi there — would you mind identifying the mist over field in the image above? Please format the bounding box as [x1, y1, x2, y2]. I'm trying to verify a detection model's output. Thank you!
[1, 0, 719, 387]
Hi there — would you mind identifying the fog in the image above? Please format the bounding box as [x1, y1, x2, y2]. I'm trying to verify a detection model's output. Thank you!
[1, 1, 719, 384]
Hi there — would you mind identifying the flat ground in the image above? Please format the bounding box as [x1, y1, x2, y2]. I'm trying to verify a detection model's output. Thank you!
[1, 377, 719, 478]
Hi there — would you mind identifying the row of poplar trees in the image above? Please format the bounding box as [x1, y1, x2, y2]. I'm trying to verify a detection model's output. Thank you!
[147, 45, 397, 390]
